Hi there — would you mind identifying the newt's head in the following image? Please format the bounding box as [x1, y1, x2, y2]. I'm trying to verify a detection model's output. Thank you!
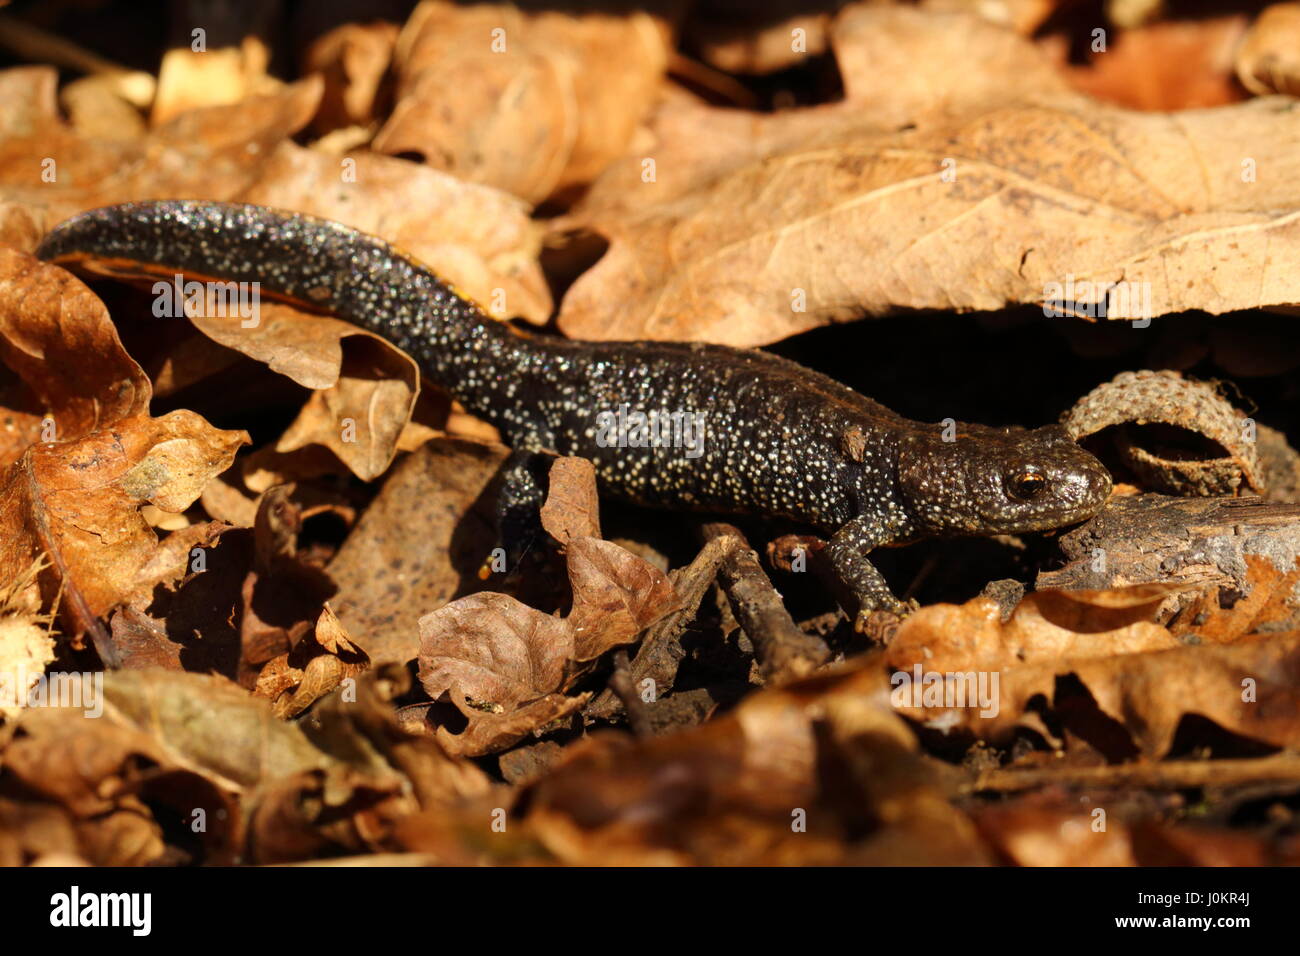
[898, 424, 1111, 536]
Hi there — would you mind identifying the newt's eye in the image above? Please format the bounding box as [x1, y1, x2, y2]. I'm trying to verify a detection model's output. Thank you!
[1006, 471, 1047, 501]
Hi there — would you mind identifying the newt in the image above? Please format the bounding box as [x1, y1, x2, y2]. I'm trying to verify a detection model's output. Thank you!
[37, 201, 1113, 627]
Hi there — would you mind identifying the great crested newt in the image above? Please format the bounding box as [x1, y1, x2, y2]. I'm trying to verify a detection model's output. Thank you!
[37, 200, 1113, 626]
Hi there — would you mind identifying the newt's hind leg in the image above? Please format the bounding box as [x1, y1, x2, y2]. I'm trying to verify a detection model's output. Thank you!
[485, 448, 558, 580]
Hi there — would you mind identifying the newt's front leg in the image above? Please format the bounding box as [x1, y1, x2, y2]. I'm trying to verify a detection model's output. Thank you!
[826, 514, 918, 631]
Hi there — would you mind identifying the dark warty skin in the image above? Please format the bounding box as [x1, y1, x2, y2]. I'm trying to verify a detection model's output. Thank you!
[36, 200, 1113, 625]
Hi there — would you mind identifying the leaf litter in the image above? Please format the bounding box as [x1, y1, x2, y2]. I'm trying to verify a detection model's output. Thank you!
[0, 0, 1298, 867]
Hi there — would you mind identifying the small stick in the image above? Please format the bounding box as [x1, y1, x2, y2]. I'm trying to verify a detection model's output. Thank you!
[0, 14, 155, 107]
[585, 534, 738, 720]
[701, 523, 831, 682]
[608, 650, 653, 737]
[966, 752, 1300, 795]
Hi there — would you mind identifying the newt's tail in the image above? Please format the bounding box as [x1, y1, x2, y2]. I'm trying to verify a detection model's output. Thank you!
[36, 200, 507, 381]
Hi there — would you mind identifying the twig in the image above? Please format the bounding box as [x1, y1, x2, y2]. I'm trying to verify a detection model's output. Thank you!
[701, 523, 831, 683]
[0, 13, 155, 107]
[585, 534, 739, 719]
[608, 650, 653, 737]
[965, 752, 1300, 795]
[667, 52, 760, 109]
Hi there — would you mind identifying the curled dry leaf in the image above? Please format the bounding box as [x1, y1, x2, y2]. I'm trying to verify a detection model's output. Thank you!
[182, 299, 390, 392]
[559, 8, 1300, 346]
[417, 529, 676, 755]
[1060, 634, 1300, 757]
[420, 591, 574, 711]
[416, 591, 587, 757]
[245, 765, 412, 865]
[0, 410, 247, 637]
[3, 665, 486, 865]
[1063, 369, 1263, 495]
[1235, 2, 1300, 97]
[0, 250, 150, 465]
[87, 279, 417, 485]
[541, 456, 675, 659]
[303, 20, 401, 134]
[305, 663, 495, 808]
[0, 256, 244, 642]
[269, 324, 419, 482]
[98, 669, 348, 791]
[373, 0, 671, 203]
[5, 695, 240, 864]
[567, 537, 679, 662]
[254, 605, 370, 720]
[885, 591, 1179, 740]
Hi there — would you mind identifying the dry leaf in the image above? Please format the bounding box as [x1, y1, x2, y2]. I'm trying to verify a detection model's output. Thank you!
[328, 438, 510, 665]
[254, 605, 371, 719]
[419, 590, 573, 709]
[567, 536, 678, 661]
[416, 470, 676, 755]
[974, 805, 1137, 866]
[151, 28, 277, 124]
[1049, 17, 1248, 111]
[0, 249, 150, 463]
[1235, 2, 1300, 97]
[539, 456, 601, 544]
[886, 590, 1300, 756]
[558, 8, 1300, 346]
[0, 411, 246, 637]
[0, 69, 320, 221]
[373, 0, 671, 203]
[304, 20, 400, 134]
[523, 659, 985, 865]
[270, 329, 419, 482]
